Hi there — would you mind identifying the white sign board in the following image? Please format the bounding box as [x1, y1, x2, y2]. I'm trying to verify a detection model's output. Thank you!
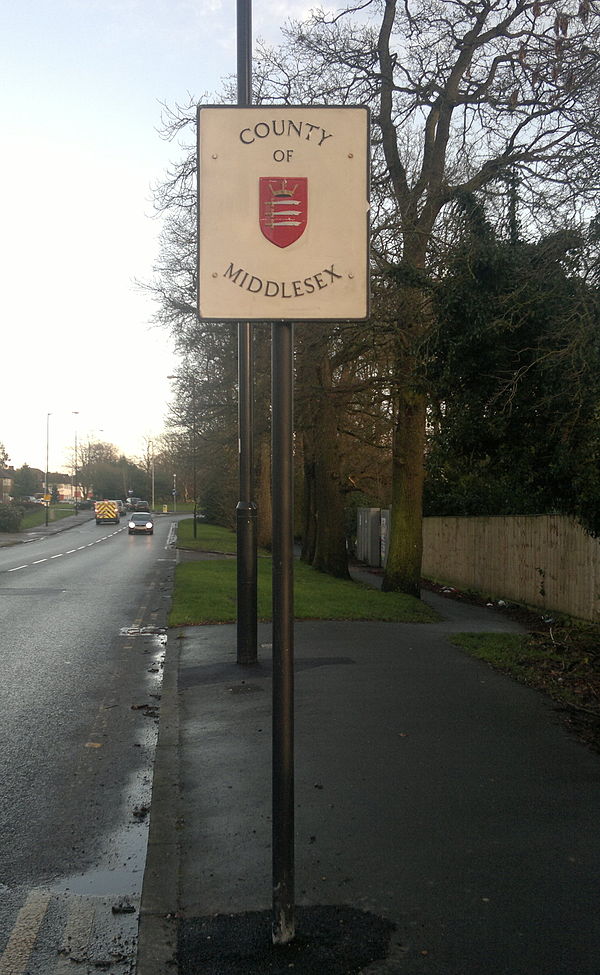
[197, 106, 369, 321]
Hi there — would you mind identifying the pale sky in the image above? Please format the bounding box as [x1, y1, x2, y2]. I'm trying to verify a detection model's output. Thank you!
[0, 0, 311, 473]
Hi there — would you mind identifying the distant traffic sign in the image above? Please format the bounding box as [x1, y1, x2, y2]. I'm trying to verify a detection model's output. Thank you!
[197, 106, 369, 321]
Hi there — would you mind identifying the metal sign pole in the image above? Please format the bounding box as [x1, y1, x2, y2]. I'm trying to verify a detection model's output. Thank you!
[271, 320, 295, 945]
[196, 96, 368, 951]
[236, 0, 258, 665]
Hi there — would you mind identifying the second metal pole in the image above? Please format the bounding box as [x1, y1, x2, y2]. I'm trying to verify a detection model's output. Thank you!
[271, 321, 295, 945]
[236, 0, 258, 665]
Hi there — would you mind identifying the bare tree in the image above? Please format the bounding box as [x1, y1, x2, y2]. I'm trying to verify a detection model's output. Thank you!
[147, 1, 600, 592]
[254, 0, 600, 593]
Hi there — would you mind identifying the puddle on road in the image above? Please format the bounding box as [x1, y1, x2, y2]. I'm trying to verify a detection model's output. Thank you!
[51, 770, 151, 899]
[52, 837, 146, 897]
[52, 634, 166, 900]
[120, 626, 167, 641]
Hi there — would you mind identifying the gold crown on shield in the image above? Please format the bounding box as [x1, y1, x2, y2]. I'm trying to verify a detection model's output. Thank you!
[268, 179, 297, 198]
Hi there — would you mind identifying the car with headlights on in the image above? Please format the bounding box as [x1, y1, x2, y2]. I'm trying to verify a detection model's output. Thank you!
[128, 512, 154, 535]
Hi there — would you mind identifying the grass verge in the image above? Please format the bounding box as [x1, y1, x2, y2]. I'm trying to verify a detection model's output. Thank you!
[176, 519, 273, 556]
[20, 506, 77, 529]
[451, 625, 600, 752]
[176, 520, 239, 554]
[169, 558, 438, 626]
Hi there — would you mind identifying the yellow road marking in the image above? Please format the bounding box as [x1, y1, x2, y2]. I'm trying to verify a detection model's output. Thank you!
[0, 890, 51, 975]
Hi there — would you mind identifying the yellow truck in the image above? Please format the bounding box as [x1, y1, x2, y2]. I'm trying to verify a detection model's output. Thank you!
[95, 500, 120, 525]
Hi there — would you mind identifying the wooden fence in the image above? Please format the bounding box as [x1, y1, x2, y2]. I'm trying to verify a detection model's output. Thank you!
[422, 515, 600, 622]
[357, 509, 600, 622]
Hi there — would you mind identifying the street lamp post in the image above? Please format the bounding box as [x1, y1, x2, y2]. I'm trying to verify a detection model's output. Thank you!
[235, 0, 258, 672]
[45, 412, 51, 527]
[72, 411, 79, 513]
[191, 386, 198, 538]
[168, 373, 196, 525]
[150, 444, 155, 513]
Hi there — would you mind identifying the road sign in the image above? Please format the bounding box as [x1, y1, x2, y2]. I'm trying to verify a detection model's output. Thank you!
[197, 106, 369, 321]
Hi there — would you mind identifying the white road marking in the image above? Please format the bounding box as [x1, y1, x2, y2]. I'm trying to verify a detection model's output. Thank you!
[0, 890, 51, 974]
[3, 524, 128, 576]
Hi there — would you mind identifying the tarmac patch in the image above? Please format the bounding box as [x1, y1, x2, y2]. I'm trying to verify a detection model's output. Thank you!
[179, 661, 269, 689]
[179, 656, 355, 690]
[177, 905, 394, 974]
[228, 682, 264, 695]
[295, 656, 356, 671]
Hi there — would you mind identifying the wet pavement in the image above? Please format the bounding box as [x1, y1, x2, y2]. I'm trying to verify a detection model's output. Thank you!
[137, 577, 600, 974]
[0, 510, 173, 973]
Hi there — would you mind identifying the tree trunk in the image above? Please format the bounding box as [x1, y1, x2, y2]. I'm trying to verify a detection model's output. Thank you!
[296, 331, 350, 579]
[301, 439, 317, 564]
[256, 434, 272, 550]
[382, 379, 426, 596]
[311, 366, 350, 580]
[312, 448, 350, 579]
[382, 271, 430, 596]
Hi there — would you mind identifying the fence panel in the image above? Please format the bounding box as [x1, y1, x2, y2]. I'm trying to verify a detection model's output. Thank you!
[356, 509, 600, 621]
[421, 515, 600, 622]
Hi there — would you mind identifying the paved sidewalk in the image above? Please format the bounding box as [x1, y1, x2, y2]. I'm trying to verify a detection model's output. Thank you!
[0, 509, 95, 546]
[137, 584, 600, 974]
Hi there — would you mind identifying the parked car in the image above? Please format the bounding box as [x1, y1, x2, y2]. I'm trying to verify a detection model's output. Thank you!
[128, 512, 154, 535]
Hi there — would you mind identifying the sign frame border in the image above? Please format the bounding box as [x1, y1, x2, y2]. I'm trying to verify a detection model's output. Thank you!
[196, 104, 370, 323]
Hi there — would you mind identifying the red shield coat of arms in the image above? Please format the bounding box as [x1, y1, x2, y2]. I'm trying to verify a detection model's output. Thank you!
[259, 177, 308, 248]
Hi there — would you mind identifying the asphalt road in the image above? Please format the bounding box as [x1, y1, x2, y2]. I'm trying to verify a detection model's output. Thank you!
[0, 514, 178, 974]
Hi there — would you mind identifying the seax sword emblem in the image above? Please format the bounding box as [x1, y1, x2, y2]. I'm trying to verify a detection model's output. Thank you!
[259, 177, 308, 248]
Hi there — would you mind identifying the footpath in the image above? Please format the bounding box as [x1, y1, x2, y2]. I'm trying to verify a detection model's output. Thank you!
[0, 508, 95, 546]
[137, 564, 600, 974]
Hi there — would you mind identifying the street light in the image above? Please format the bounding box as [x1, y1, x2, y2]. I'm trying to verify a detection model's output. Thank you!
[168, 372, 198, 535]
[45, 412, 51, 527]
[192, 397, 197, 538]
[72, 411, 79, 513]
[148, 440, 155, 512]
